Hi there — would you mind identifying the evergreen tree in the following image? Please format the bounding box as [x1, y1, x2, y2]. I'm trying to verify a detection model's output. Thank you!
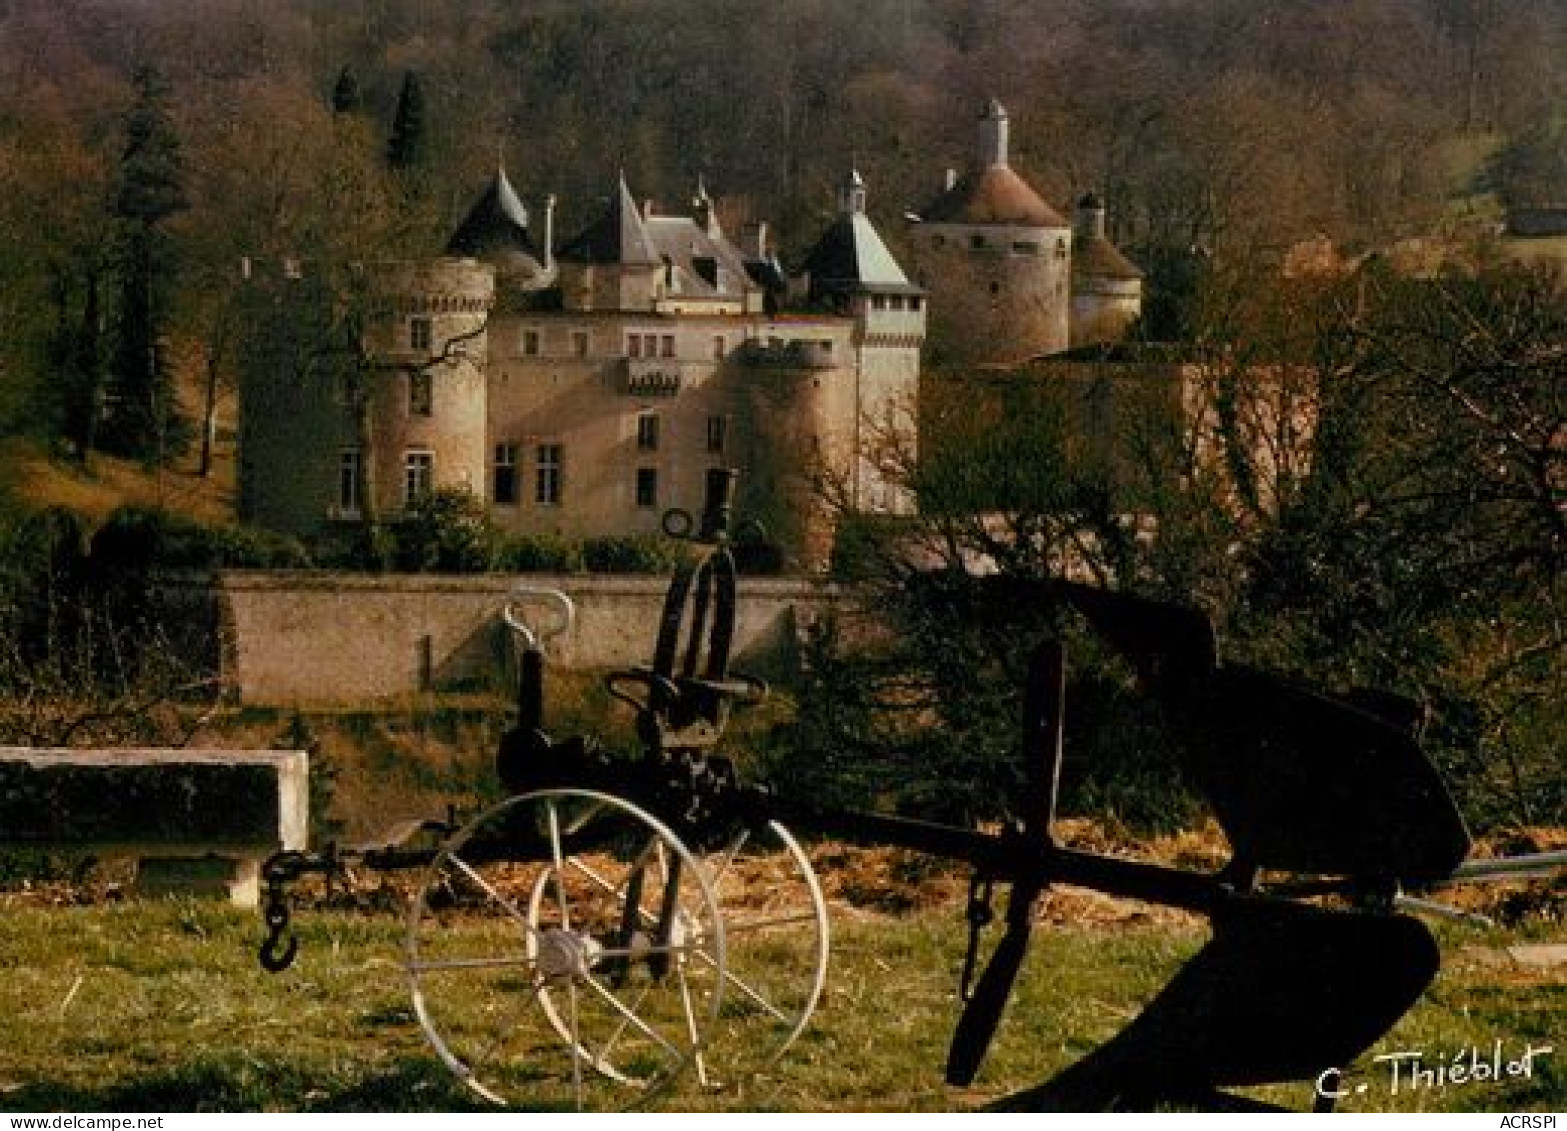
[331, 65, 362, 115]
[386, 70, 427, 171]
[102, 65, 189, 462]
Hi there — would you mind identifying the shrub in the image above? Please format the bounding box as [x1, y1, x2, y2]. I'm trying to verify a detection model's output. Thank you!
[393, 488, 501, 573]
[496, 532, 585, 574]
[87, 506, 312, 572]
[581, 534, 689, 574]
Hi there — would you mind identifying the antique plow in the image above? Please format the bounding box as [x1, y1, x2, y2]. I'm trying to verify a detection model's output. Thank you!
[256, 469, 1562, 1111]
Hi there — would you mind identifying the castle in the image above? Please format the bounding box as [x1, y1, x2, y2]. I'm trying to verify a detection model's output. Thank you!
[237, 102, 1142, 565]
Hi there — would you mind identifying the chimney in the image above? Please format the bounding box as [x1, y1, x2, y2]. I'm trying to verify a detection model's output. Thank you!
[1076, 193, 1107, 241]
[979, 98, 1009, 167]
[544, 194, 556, 269]
[742, 220, 770, 259]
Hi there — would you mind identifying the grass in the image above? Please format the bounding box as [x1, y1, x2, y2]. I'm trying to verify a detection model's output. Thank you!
[0, 436, 235, 529]
[0, 893, 1558, 1113]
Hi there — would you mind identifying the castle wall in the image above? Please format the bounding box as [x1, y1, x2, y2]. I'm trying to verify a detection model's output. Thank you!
[486, 311, 859, 551]
[910, 222, 1072, 363]
[216, 570, 845, 703]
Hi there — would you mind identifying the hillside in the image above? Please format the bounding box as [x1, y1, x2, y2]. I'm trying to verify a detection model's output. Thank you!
[0, 435, 235, 528]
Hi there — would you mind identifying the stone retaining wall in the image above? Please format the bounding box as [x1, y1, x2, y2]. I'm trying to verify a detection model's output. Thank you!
[216, 571, 845, 705]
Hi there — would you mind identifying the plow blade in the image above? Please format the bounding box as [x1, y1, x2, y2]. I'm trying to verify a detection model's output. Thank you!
[993, 900, 1439, 1111]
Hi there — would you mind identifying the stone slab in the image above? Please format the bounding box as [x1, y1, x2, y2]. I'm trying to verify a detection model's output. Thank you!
[0, 748, 307, 905]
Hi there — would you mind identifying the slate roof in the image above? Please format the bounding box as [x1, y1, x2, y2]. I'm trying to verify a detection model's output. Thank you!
[801, 171, 922, 299]
[557, 174, 661, 266]
[445, 166, 546, 268]
[644, 213, 754, 299]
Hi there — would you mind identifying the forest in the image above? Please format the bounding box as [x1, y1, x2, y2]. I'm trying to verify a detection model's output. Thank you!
[0, 0, 1561, 830]
[0, 0, 1563, 454]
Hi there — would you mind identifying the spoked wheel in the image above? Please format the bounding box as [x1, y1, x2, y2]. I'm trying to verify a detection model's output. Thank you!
[694, 818, 830, 1098]
[405, 789, 726, 1111]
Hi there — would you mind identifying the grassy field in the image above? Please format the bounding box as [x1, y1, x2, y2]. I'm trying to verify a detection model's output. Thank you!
[0, 891, 1558, 1113]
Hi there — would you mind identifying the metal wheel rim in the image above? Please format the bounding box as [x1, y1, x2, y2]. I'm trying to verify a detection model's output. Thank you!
[404, 788, 727, 1110]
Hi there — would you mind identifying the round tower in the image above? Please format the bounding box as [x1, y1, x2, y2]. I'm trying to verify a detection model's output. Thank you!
[237, 256, 493, 543]
[1069, 193, 1144, 349]
[908, 100, 1073, 364]
[358, 258, 494, 520]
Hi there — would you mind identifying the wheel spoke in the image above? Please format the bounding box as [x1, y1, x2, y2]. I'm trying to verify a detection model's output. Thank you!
[444, 852, 539, 940]
[408, 953, 535, 974]
[724, 909, 823, 933]
[674, 954, 711, 1088]
[706, 828, 752, 889]
[594, 941, 697, 961]
[692, 948, 791, 1023]
[580, 971, 685, 1061]
[566, 975, 585, 1110]
[546, 799, 571, 933]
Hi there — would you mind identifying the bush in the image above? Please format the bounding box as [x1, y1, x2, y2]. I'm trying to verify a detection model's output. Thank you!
[393, 488, 501, 573]
[581, 534, 689, 574]
[496, 532, 585, 574]
[88, 505, 312, 572]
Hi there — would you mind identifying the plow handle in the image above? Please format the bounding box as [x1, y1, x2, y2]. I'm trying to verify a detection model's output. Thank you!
[945, 640, 1066, 1086]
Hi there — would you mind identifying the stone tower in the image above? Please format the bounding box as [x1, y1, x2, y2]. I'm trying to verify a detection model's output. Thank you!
[907, 99, 1073, 364]
[1069, 193, 1144, 349]
[799, 168, 925, 516]
[237, 256, 493, 542]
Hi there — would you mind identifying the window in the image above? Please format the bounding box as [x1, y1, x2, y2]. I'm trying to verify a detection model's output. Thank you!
[337, 449, 363, 514]
[573, 331, 589, 357]
[970, 234, 986, 250]
[705, 415, 727, 454]
[408, 370, 432, 416]
[890, 295, 906, 311]
[712, 335, 726, 360]
[522, 329, 540, 356]
[643, 333, 659, 358]
[910, 296, 923, 311]
[535, 444, 562, 505]
[493, 443, 518, 505]
[660, 334, 675, 358]
[1055, 238, 1068, 259]
[635, 467, 658, 509]
[404, 451, 434, 505]
[872, 295, 887, 310]
[628, 333, 642, 359]
[410, 317, 432, 351]
[636, 412, 660, 452]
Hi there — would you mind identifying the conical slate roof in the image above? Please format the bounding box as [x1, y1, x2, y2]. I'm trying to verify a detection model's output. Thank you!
[446, 166, 543, 264]
[557, 173, 661, 266]
[801, 170, 921, 300]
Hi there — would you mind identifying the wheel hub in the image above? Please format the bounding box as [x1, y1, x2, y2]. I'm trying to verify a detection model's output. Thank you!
[535, 927, 601, 982]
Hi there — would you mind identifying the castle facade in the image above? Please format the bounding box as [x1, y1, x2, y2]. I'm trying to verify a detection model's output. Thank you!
[238, 103, 1140, 565]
